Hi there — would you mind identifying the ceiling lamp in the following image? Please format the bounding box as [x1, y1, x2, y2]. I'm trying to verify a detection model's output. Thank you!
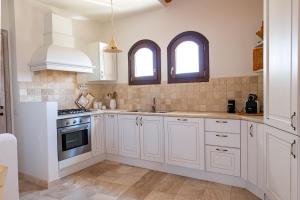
[104, 0, 122, 53]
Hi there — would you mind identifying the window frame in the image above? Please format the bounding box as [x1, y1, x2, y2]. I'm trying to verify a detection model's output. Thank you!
[167, 31, 209, 83]
[128, 39, 161, 85]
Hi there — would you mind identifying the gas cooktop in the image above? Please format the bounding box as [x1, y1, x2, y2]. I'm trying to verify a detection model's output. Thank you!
[57, 109, 89, 116]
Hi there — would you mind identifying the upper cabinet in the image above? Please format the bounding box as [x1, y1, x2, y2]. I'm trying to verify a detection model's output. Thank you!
[264, 0, 298, 135]
[86, 42, 118, 82]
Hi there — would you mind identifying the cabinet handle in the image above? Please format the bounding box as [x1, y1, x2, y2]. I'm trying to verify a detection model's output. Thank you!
[140, 117, 143, 126]
[249, 124, 254, 137]
[177, 118, 188, 122]
[136, 117, 139, 126]
[216, 148, 228, 152]
[291, 112, 296, 131]
[291, 140, 296, 159]
[216, 134, 228, 138]
[216, 120, 228, 124]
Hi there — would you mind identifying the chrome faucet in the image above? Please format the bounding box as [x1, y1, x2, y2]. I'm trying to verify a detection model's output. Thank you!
[151, 97, 156, 113]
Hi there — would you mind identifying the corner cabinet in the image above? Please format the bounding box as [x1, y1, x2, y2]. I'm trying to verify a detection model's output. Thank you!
[164, 117, 205, 170]
[105, 114, 119, 154]
[86, 42, 117, 82]
[264, 125, 298, 200]
[264, 0, 299, 135]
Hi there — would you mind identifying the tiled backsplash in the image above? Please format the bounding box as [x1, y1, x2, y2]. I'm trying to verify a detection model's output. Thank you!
[18, 71, 80, 109]
[18, 73, 263, 112]
[88, 75, 263, 113]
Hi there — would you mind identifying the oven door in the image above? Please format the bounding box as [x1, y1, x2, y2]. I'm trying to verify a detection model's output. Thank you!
[57, 123, 91, 161]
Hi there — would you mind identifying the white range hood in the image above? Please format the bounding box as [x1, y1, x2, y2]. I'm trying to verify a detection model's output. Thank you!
[30, 13, 94, 73]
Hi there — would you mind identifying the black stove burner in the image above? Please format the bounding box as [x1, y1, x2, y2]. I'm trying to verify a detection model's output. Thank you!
[58, 109, 88, 116]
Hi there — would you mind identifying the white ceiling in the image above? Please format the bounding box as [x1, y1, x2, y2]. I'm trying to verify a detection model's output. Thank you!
[35, 0, 165, 22]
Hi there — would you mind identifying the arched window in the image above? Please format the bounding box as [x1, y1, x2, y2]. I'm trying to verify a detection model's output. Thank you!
[168, 31, 209, 83]
[128, 40, 161, 85]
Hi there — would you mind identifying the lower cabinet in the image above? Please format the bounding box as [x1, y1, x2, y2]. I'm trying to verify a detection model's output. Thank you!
[205, 145, 240, 176]
[105, 114, 119, 154]
[264, 125, 298, 200]
[247, 122, 258, 186]
[164, 117, 205, 170]
[118, 115, 140, 158]
[140, 116, 164, 163]
[92, 114, 105, 156]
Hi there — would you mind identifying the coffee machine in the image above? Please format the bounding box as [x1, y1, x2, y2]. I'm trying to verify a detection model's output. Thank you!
[245, 94, 260, 114]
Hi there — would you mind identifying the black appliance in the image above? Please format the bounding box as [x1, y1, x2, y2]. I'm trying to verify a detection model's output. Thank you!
[227, 100, 236, 113]
[245, 94, 260, 114]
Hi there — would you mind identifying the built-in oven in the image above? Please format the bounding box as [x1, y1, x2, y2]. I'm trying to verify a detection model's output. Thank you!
[57, 116, 91, 161]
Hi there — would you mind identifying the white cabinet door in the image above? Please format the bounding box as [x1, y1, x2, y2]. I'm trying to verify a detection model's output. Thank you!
[164, 117, 205, 170]
[92, 114, 105, 155]
[265, 125, 298, 200]
[206, 145, 240, 176]
[265, 0, 298, 134]
[105, 114, 119, 154]
[86, 42, 117, 82]
[247, 122, 258, 186]
[118, 115, 140, 158]
[140, 116, 164, 163]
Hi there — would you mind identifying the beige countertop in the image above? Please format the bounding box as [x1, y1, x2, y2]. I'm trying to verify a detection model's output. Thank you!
[57, 110, 264, 123]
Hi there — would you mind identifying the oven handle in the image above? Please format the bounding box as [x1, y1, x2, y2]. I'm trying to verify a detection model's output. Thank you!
[58, 124, 90, 134]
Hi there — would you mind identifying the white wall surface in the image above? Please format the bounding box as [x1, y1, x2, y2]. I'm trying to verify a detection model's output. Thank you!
[99, 0, 263, 83]
[13, 0, 102, 82]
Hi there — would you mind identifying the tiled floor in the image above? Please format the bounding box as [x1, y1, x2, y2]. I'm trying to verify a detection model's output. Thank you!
[20, 161, 261, 200]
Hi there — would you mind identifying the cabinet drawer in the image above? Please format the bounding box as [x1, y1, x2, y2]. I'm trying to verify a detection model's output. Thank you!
[205, 119, 240, 134]
[206, 145, 240, 176]
[205, 132, 240, 148]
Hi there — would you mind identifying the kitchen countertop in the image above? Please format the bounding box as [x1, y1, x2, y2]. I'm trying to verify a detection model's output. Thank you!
[57, 109, 264, 123]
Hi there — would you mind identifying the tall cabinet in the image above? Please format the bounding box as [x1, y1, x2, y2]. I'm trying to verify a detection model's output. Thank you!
[264, 0, 298, 135]
[264, 0, 300, 200]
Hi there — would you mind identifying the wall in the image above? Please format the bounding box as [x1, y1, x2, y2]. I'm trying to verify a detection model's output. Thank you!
[13, 0, 102, 109]
[89, 75, 263, 112]
[99, 0, 263, 83]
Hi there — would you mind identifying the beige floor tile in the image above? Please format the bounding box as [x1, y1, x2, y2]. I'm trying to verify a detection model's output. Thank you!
[203, 188, 231, 200]
[19, 161, 261, 200]
[117, 187, 151, 200]
[144, 191, 175, 200]
[153, 174, 186, 195]
[94, 179, 129, 197]
[230, 187, 261, 200]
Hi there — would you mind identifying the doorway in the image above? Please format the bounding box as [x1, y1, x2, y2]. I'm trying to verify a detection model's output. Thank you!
[0, 29, 12, 133]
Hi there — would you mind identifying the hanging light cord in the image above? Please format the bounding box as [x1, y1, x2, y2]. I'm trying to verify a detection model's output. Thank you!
[110, 0, 115, 38]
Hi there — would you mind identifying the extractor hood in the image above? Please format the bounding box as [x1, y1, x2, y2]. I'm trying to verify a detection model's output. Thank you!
[30, 13, 94, 73]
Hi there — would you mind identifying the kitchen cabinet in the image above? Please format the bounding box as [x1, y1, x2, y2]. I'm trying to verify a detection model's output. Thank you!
[86, 42, 117, 82]
[91, 114, 105, 155]
[264, 125, 298, 200]
[164, 117, 205, 170]
[105, 114, 119, 154]
[118, 115, 140, 158]
[205, 145, 240, 176]
[264, 0, 298, 134]
[247, 122, 258, 186]
[140, 116, 164, 163]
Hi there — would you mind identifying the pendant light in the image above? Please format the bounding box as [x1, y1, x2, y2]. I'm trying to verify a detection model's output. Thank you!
[104, 0, 122, 53]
